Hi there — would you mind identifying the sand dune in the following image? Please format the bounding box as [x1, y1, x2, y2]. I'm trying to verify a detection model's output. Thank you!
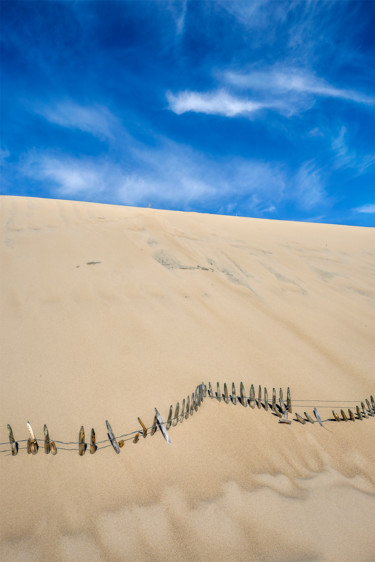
[1, 196, 374, 561]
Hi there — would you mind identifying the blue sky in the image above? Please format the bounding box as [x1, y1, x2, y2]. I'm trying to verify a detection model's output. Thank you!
[1, 0, 374, 226]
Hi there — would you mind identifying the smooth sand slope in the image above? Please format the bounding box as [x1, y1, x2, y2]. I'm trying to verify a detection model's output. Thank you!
[1, 196, 374, 561]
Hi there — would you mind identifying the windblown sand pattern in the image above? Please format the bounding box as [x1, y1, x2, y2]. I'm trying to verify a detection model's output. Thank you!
[1, 196, 374, 561]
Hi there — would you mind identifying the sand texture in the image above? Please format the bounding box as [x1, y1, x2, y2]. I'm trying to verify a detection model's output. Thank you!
[1, 196, 374, 561]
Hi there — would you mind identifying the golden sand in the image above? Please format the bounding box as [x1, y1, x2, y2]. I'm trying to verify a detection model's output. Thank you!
[1, 196, 374, 561]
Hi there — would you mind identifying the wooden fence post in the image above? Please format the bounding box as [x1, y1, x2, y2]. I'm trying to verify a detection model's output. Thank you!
[27, 422, 38, 455]
[172, 403, 180, 427]
[79, 426, 86, 456]
[166, 405, 173, 430]
[133, 433, 140, 444]
[240, 382, 247, 407]
[151, 414, 158, 435]
[208, 382, 213, 397]
[185, 396, 190, 419]
[138, 417, 148, 438]
[223, 383, 229, 404]
[180, 398, 185, 422]
[202, 382, 207, 398]
[250, 385, 256, 409]
[7, 424, 18, 456]
[155, 408, 171, 445]
[44, 425, 51, 454]
[361, 402, 369, 418]
[348, 409, 355, 421]
[90, 428, 97, 454]
[50, 441, 57, 455]
[287, 387, 292, 413]
[304, 412, 315, 423]
[216, 382, 221, 402]
[231, 383, 237, 405]
[106, 420, 121, 454]
[271, 388, 276, 412]
[366, 399, 374, 416]
[356, 406, 363, 420]
[257, 385, 262, 409]
[264, 387, 268, 411]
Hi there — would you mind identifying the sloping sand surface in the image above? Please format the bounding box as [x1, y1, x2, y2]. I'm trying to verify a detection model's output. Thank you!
[1, 196, 374, 561]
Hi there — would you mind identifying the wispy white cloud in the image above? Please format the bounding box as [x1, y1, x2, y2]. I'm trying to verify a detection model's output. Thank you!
[166, 89, 265, 117]
[331, 126, 375, 174]
[35, 102, 121, 140]
[354, 204, 375, 214]
[225, 68, 374, 106]
[292, 161, 327, 210]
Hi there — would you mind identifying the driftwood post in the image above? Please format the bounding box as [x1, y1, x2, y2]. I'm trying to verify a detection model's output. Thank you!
[208, 382, 213, 398]
[332, 410, 341, 422]
[155, 408, 171, 445]
[356, 406, 363, 420]
[366, 399, 374, 416]
[133, 433, 140, 444]
[50, 441, 57, 455]
[90, 428, 97, 454]
[304, 411, 315, 423]
[361, 402, 369, 418]
[106, 420, 121, 454]
[7, 424, 18, 456]
[201, 382, 207, 398]
[257, 385, 262, 409]
[348, 409, 355, 421]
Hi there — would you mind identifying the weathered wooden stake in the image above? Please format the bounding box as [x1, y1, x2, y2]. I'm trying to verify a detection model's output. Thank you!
[138, 417, 148, 438]
[201, 382, 207, 398]
[264, 387, 269, 411]
[90, 428, 97, 454]
[366, 399, 374, 416]
[50, 441, 57, 455]
[332, 410, 341, 422]
[371, 395, 375, 411]
[172, 403, 180, 427]
[180, 398, 185, 422]
[240, 382, 247, 407]
[7, 424, 18, 456]
[341, 409, 348, 422]
[133, 433, 140, 444]
[44, 424, 51, 454]
[287, 387, 292, 413]
[208, 382, 213, 398]
[250, 385, 256, 409]
[223, 383, 229, 404]
[166, 405, 173, 430]
[192, 392, 197, 413]
[279, 388, 284, 404]
[185, 396, 190, 419]
[79, 426, 86, 456]
[304, 411, 315, 423]
[356, 406, 363, 420]
[106, 421, 121, 454]
[271, 388, 276, 412]
[361, 402, 369, 418]
[119, 440, 125, 448]
[27, 422, 38, 455]
[231, 383, 237, 405]
[295, 413, 306, 424]
[257, 385, 262, 409]
[155, 408, 171, 445]
[348, 409, 355, 421]
[151, 414, 158, 435]
[216, 382, 221, 402]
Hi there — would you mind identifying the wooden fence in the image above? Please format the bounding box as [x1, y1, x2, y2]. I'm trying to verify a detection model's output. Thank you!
[1, 383, 374, 456]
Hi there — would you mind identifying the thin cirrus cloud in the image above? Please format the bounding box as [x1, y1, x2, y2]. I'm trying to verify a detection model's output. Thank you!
[35, 102, 121, 140]
[354, 204, 375, 215]
[167, 68, 374, 119]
